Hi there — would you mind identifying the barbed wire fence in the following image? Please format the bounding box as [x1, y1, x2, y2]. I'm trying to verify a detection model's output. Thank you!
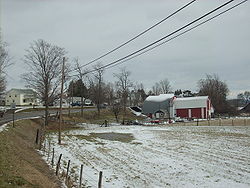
[37, 135, 106, 188]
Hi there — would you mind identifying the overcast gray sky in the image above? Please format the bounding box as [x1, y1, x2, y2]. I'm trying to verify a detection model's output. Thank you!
[1, 0, 249, 98]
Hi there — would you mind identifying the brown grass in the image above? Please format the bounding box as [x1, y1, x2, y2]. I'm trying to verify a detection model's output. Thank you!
[62, 108, 144, 125]
[0, 119, 61, 188]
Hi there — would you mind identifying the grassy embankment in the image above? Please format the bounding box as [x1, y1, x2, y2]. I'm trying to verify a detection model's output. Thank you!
[0, 119, 61, 188]
[0, 109, 142, 187]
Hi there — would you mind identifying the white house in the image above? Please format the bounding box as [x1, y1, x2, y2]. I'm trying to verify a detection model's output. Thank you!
[5, 89, 37, 106]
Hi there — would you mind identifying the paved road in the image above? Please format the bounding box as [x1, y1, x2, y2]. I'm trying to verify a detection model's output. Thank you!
[0, 108, 96, 126]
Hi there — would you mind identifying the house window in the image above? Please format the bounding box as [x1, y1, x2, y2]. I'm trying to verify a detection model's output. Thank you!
[13, 100, 15, 103]
[9, 95, 11, 98]
[15, 95, 17, 97]
[23, 99, 26, 103]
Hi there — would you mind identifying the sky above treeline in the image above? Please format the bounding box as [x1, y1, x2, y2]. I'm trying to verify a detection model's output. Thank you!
[1, 0, 250, 98]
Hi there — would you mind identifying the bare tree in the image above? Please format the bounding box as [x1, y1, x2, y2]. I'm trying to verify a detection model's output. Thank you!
[0, 35, 11, 95]
[22, 39, 66, 128]
[106, 83, 122, 122]
[152, 78, 171, 95]
[152, 82, 161, 95]
[159, 79, 171, 94]
[104, 82, 115, 106]
[113, 67, 133, 123]
[112, 102, 122, 123]
[198, 74, 229, 113]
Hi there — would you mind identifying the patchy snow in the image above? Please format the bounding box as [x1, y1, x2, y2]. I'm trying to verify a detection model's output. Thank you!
[0, 123, 9, 133]
[43, 125, 250, 188]
[130, 110, 142, 117]
[0, 116, 42, 133]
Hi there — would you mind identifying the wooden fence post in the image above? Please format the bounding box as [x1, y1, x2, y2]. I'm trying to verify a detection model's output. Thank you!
[232, 119, 234, 126]
[196, 119, 199, 126]
[47, 140, 51, 161]
[56, 154, 62, 176]
[66, 160, 70, 182]
[35, 129, 39, 144]
[43, 138, 47, 155]
[98, 171, 103, 188]
[79, 164, 83, 188]
[51, 148, 55, 167]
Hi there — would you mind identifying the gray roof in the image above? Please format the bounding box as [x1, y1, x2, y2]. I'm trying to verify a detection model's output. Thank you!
[7, 88, 36, 95]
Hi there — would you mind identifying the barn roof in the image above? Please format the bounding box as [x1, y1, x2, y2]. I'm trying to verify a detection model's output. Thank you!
[175, 96, 208, 101]
[174, 96, 209, 109]
[145, 94, 174, 102]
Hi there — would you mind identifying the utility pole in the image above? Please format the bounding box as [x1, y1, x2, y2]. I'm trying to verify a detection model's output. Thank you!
[58, 57, 65, 144]
[11, 103, 16, 127]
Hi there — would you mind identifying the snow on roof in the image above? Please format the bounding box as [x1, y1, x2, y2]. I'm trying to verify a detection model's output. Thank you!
[175, 96, 208, 101]
[7, 88, 36, 95]
[145, 94, 174, 102]
[174, 96, 209, 109]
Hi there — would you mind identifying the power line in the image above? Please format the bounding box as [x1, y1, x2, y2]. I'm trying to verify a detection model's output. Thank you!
[106, 0, 248, 70]
[72, 0, 236, 76]
[76, 0, 197, 69]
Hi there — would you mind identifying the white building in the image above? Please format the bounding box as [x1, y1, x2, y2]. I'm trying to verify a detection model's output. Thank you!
[5, 89, 37, 106]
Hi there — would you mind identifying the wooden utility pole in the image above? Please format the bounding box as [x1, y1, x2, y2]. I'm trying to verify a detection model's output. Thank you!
[58, 57, 65, 144]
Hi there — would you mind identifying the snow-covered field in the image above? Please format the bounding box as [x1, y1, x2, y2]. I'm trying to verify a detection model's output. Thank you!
[46, 124, 250, 188]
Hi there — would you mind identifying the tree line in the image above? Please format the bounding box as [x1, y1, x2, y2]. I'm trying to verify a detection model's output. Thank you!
[1, 38, 249, 118]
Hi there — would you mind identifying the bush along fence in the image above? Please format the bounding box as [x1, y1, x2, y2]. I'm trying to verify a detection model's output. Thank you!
[36, 135, 104, 188]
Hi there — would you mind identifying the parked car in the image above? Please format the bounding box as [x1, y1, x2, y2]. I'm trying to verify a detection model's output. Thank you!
[84, 99, 93, 106]
[0, 107, 6, 118]
[71, 102, 81, 106]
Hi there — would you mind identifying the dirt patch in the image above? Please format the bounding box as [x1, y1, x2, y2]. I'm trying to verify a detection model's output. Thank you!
[90, 132, 135, 143]
[0, 119, 61, 188]
[67, 132, 135, 144]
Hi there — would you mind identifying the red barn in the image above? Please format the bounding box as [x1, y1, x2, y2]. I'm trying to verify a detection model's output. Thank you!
[173, 96, 213, 119]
